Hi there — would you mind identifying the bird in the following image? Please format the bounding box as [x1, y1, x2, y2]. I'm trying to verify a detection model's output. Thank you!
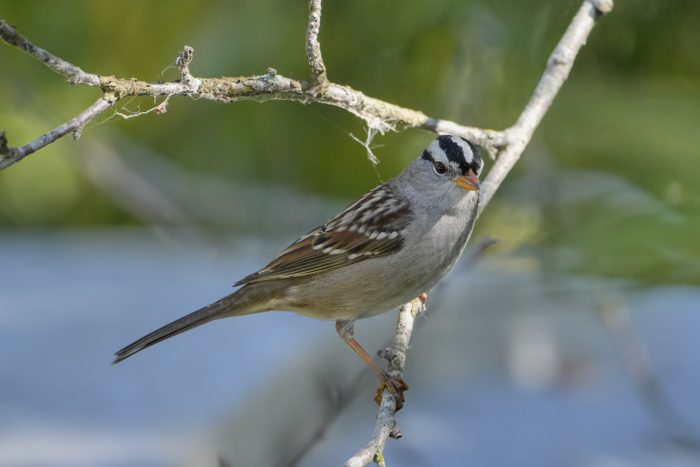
[113, 134, 483, 409]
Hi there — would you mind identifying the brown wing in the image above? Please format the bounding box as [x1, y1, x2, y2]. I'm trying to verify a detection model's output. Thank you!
[235, 184, 413, 286]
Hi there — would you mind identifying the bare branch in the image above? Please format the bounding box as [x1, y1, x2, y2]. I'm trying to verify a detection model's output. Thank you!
[0, 98, 113, 169]
[96, 73, 501, 146]
[0, 2, 610, 173]
[306, 0, 328, 87]
[0, 15, 503, 170]
[0, 19, 100, 86]
[478, 0, 614, 213]
[276, 239, 495, 467]
[342, 1, 613, 465]
[344, 298, 423, 467]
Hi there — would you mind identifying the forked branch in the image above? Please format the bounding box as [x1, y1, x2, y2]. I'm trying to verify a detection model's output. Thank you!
[344, 1, 613, 465]
[0, 1, 614, 465]
[0, 13, 502, 170]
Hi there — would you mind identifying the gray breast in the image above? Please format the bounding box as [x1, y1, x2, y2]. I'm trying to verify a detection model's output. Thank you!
[281, 191, 479, 321]
[400, 192, 479, 292]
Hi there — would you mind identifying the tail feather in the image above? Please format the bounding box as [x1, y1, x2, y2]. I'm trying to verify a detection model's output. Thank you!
[113, 289, 258, 364]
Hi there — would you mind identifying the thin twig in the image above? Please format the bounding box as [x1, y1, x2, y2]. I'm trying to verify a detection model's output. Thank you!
[0, 19, 100, 86]
[0, 98, 113, 169]
[306, 0, 328, 88]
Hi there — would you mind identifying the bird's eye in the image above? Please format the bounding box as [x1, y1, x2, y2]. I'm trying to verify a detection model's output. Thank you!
[433, 161, 447, 175]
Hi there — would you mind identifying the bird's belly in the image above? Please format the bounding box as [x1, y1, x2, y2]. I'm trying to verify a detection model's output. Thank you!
[283, 264, 421, 320]
[284, 209, 475, 320]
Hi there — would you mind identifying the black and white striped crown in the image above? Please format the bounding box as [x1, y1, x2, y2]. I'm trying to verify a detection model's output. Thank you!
[421, 135, 482, 175]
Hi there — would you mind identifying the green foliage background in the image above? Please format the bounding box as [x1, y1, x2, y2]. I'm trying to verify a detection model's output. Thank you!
[1, 0, 698, 283]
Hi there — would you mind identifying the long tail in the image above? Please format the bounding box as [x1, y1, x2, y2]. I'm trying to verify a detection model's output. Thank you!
[113, 287, 264, 364]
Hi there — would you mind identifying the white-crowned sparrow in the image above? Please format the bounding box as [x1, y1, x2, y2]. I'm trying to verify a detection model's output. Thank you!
[114, 134, 482, 408]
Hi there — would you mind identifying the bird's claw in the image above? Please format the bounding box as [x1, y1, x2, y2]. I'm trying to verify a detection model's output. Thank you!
[374, 376, 409, 410]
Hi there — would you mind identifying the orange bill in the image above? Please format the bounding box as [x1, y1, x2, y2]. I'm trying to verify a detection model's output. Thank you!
[453, 169, 479, 191]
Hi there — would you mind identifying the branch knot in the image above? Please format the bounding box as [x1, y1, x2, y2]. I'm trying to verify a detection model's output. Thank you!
[591, 0, 614, 14]
[177, 45, 197, 89]
[0, 130, 10, 157]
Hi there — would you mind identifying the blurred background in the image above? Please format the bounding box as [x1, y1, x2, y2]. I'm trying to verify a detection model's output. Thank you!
[1, 0, 699, 466]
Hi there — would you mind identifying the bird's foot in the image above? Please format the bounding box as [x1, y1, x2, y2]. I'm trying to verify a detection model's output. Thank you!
[374, 374, 409, 410]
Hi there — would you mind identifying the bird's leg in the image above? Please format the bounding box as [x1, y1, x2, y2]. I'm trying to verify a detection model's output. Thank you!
[419, 292, 428, 307]
[335, 319, 409, 410]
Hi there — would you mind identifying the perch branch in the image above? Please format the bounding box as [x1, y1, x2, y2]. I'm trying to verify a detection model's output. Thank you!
[344, 298, 423, 467]
[344, 1, 613, 465]
[278, 239, 495, 467]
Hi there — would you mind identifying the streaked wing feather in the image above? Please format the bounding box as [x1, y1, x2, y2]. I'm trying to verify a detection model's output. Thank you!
[235, 184, 412, 286]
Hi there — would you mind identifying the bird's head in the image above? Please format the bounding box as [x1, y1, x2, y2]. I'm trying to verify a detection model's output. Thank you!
[414, 135, 482, 195]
